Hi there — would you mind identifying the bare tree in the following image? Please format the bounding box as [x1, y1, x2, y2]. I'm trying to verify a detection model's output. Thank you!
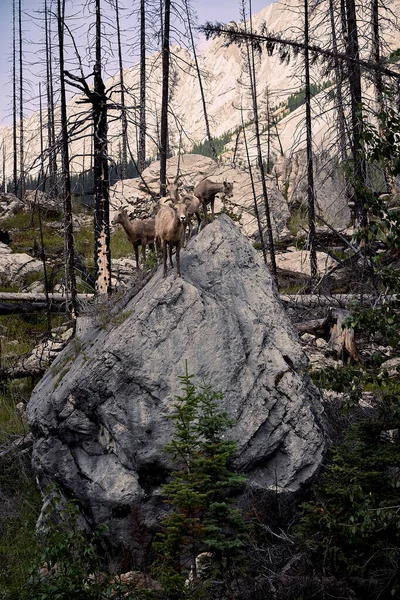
[344, 0, 366, 226]
[304, 0, 317, 281]
[114, 0, 128, 179]
[242, 0, 277, 282]
[18, 0, 25, 201]
[64, 0, 112, 295]
[12, 0, 18, 196]
[57, 0, 77, 318]
[328, 0, 348, 165]
[160, 0, 171, 196]
[138, 0, 147, 173]
[184, 0, 217, 161]
[45, 0, 57, 195]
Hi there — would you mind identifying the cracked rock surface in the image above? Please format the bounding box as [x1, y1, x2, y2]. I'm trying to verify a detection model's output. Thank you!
[27, 215, 326, 553]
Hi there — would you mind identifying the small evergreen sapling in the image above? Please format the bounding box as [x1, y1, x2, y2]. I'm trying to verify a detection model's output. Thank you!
[153, 365, 248, 597]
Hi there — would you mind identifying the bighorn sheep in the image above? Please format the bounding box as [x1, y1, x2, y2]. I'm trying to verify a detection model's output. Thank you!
[166, 177, 180, 202]
[193, 178, 234, 224]
[181, 193, 201, 245]
[112, 207, 155, 269]
[155, 197, 188, 277]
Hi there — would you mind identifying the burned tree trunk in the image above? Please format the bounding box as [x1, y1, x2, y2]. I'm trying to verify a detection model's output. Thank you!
[242, 0, 277, 282]
[93, 0, 111, 294]
[18, 0, 25, 201]
[45, 0, 57, 196]
[304, 0, 317, 281]
[115, 0, 128, 179]
[184, 0, 217, 162]
[159, 0, 171, 197]
[12, 0, 18, 197]
[57, 0, 78, 319]
[138, 0, 146, 173]
[345, 0, 366, 226]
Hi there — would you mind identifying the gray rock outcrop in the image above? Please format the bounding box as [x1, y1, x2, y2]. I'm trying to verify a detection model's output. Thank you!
[0, 243, 43, 287]
[27, 215, 326, 555]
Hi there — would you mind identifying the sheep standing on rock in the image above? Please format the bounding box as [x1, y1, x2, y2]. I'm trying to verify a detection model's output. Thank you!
[181, 193, 202, 245]
[155, 197, 188, 277]
[194, 178, 234, 224]
[112, 208, 156, 269]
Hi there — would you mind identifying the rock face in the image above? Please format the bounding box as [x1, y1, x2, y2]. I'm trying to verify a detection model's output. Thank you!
[27, 215, 326, 555]
[0, 243, 43, 287]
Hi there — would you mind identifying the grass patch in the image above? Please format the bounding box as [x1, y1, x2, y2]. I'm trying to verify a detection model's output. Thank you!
[1, 211, 64, 255]
[287, 209, 308, 238]
[110, 227, 134, 259]
[0, 380, 32, 443]
[0, 452, 41, 600]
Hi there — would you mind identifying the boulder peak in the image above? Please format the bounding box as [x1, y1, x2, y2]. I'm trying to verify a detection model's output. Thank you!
[27, 215, 326, 553]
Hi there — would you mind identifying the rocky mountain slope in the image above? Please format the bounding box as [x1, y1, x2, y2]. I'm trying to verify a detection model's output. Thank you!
[1, 0, 399, 183]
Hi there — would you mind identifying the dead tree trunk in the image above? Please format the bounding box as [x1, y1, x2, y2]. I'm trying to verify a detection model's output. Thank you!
[329, 0, 348, 165]
[114, 0, 128, 179]
[93, 0, 111, 294]
[45, 0, 57, 196]
[241, 107, 267, 264]
[57, 0, 78, 318]
[304, 0, 317, 281]
[18, 0, 25, 202]
[243, 0, 277, 283]
[345, 0, 366, 226]
[160, 0, 171, 197]
[138, 0, 146, 173]
[12, 0, 18, 196]
[184, 0, 217, 162]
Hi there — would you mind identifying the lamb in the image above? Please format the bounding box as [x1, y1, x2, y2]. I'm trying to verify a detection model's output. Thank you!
[155, 197, 188, 277]
[112, 207, 156, 269]
[193, 178, 234, 224]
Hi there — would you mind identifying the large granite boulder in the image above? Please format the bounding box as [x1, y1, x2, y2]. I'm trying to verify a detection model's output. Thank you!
[27, 215, 326, 556]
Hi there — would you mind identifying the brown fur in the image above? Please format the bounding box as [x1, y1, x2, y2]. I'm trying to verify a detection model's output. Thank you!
[155, 198, 188, 277]
[112, 208, 155, 269]
[193, 178, 233, 223]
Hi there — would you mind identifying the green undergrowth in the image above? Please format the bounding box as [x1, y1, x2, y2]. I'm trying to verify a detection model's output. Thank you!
[1, 211, 64, 255]
[110, 227, 135, 260]
[0, 452, 42, 600]
[296, 419, 400, 597]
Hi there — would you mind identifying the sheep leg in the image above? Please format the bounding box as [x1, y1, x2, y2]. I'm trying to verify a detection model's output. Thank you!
[141, 242, 146, 266]
[182, 223, 187, 248]
[176, 241, 181, 277]
[169, 242, 174, 268]
[133, 243, 140, 269]
[210, 198, 215, 220]
[202, 199, 208, 225]
[162, 242, 168, 277]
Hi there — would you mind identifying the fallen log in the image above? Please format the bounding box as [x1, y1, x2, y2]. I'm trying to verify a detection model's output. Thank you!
[0, 302, 56, 315]
[0, 292, 94, 302]
[295, 318, 328, 334]
[280, 293, 399, 307]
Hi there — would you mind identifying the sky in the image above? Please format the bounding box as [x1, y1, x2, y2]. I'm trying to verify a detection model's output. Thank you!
[0, 0, 275, 126]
